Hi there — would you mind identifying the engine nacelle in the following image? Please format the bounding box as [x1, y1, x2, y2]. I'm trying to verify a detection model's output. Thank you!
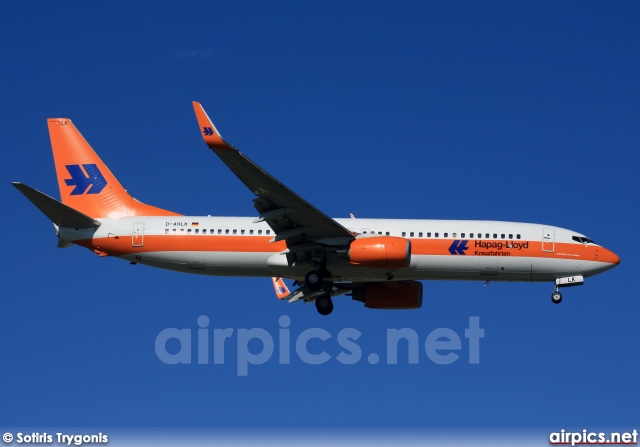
[352, 281, 423, 309]
[348, 236, 411, 270]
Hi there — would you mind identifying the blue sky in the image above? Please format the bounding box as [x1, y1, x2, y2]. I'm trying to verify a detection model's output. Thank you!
[1, 1, 638, 430]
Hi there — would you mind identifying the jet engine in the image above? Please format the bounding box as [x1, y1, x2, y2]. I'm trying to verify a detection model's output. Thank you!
[348, 236, 411, 270]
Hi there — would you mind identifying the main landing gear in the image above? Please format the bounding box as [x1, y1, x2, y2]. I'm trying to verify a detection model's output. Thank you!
[551, 284, 562, 304]
[305, 269, 334, 315]
[315, 294, 334, 316]
[305, 270, 324, 292]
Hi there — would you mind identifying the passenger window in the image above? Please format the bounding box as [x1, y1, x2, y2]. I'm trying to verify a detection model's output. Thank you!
[493, 234, 497, 239]
[195, 229, 199, 234]
[266, 230, 271, 235]
[210, 229, 214, 234]
[517, 234, 521, 239]
[258, 230, 262, 235]
[453, 233, 457, 238]
[509, 234, 513, 239]
[444, 233, 448, 238]
[378, 231, 382, 235]
[410, 232, 414, 237]
[172, 228, 176, 233]
[427, 232, 431, 237]
[250, 229, 254, 235]
[501, 234, 505, 239]
[435, 232, 439, 237]
[385, 232, 390, 236]
[485, 233, 489, 238]
[419, 232, 423, 237]
[187, 229, 192, 233]
[402, 232, 406, 237]
[225, 229, 229, 234]
[241, 229, 245, 234]
[233, 229, 237, 234]
[180, 228, 184, 232]
[469, 233, 473, 238]
[461, 233, 465, 238]
[217, 229, 222, 234]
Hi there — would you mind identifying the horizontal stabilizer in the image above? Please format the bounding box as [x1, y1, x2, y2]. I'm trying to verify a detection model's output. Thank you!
[12, 182, 101, 229]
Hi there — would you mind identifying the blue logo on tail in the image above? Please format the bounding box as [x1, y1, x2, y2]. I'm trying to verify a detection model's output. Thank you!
[64, 164, 107, 195]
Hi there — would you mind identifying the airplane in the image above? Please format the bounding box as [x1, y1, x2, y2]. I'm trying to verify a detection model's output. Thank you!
[13, 102, 620, 315]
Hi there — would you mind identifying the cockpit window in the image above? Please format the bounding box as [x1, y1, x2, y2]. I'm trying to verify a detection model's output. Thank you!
[572, 235, 595, 244]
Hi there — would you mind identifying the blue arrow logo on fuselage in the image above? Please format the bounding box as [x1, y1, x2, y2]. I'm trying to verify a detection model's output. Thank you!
[449, 240, 469, 255]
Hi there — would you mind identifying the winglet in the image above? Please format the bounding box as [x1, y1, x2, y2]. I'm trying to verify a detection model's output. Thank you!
[272, 277, 290, 300]
[192, 102, 230, 150]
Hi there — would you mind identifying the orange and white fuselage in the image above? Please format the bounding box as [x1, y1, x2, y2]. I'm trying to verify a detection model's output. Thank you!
[13, 103, 620, 314]
[63, 216, 618, 282]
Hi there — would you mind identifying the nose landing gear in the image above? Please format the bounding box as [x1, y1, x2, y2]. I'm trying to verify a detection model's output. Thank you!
[550, 275, 584, 304]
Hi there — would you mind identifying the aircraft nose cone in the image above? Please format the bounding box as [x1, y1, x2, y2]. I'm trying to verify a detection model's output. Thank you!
[612, 251, 620, 265]
[602, 248, 620, 266]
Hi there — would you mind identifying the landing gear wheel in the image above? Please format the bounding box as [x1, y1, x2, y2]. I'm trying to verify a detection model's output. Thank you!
[551, 291, 562, 304]
[315, 295, 334, 315]
[305, 271, 324, 292]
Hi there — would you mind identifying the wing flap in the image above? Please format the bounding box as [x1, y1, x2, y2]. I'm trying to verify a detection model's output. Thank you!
[284, 282, 353, 304]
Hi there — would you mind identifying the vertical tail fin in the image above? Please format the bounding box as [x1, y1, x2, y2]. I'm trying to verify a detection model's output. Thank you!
[48, 118, 180, 218]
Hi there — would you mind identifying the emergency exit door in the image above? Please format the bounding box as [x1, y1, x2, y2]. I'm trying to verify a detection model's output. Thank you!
[132, 222, 144, 247]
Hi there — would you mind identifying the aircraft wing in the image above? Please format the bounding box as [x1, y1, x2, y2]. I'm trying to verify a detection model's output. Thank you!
[193, 102, 355, 255]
